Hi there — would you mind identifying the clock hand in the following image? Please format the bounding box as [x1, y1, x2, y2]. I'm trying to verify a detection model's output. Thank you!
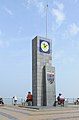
[44, 45, 47, 48]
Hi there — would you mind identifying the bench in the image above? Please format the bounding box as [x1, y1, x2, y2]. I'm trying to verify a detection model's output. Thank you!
[22, 100, 32, 106]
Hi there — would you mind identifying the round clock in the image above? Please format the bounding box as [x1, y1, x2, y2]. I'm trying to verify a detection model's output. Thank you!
[41, 41, 49, 52]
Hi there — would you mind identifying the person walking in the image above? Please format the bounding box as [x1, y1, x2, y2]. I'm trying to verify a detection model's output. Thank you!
[13, 96, 17, 106]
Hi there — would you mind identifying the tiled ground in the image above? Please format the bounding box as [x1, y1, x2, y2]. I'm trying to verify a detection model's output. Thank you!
[0, 105, 79, 120]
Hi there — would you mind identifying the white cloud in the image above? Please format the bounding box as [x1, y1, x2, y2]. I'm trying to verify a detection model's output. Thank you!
[26, 0, 31, 5]
[22, 0, 31, 8]
[51, 3, 65, 26]
[4, 7, 13, 16]
[63, 23, 79, 39]
[52, 9, 65, 23]
[55, 3, 64, 11]
[69, 23, 79, 36]
[23, 0, 45, 15]
[35, 1, 45, 14]
[0, 40, 10, 49]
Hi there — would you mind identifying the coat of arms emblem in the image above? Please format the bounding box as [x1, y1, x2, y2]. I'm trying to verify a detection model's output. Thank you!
[47, 73, 54, 84]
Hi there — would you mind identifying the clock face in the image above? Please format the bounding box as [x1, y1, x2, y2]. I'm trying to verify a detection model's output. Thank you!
[41, 41, 49, 52]
[40, 40, 50, 53]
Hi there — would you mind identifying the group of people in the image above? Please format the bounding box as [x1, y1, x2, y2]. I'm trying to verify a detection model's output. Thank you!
[1, 92, 65, 107]
[0, 96, 17, 106]
[25, 92, 65, 106]
[12, 92, 33, 106]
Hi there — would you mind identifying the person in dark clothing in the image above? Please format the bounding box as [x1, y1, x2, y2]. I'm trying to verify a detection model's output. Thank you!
[57, 93, 65, 106]
[0, 98, 4, 105]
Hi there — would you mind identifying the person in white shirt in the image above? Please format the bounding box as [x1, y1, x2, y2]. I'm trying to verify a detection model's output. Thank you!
[13, 96, 17, 106]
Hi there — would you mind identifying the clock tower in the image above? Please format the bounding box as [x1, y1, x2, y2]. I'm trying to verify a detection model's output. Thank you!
[32, 36, 56, 106]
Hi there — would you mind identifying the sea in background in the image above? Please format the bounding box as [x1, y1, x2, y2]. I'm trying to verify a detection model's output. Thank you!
[3, 98, 24, 104]
[2, 98, 77, 104]
[67, 98, 76, 103]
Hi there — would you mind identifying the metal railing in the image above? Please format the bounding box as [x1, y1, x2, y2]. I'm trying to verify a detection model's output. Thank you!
[3, 98, 24, 104]
[2, 98, 77, 105]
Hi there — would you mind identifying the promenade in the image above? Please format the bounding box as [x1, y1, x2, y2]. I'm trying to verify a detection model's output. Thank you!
[0, 105, 79, 120]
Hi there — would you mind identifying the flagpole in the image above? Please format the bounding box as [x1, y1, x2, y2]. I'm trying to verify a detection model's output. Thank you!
[46, 4, 48, 39]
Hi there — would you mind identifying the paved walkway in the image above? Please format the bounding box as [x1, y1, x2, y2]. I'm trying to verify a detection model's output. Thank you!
[0, 105, 79, 120]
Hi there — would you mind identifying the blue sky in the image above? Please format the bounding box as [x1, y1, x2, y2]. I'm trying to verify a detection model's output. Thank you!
[0, 0, 79, 98]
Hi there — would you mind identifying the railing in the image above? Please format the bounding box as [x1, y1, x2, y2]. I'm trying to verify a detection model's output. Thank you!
[66, 98, 77, 103]
[3, 98, 24, 104]
[2, 98, 77, 105]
